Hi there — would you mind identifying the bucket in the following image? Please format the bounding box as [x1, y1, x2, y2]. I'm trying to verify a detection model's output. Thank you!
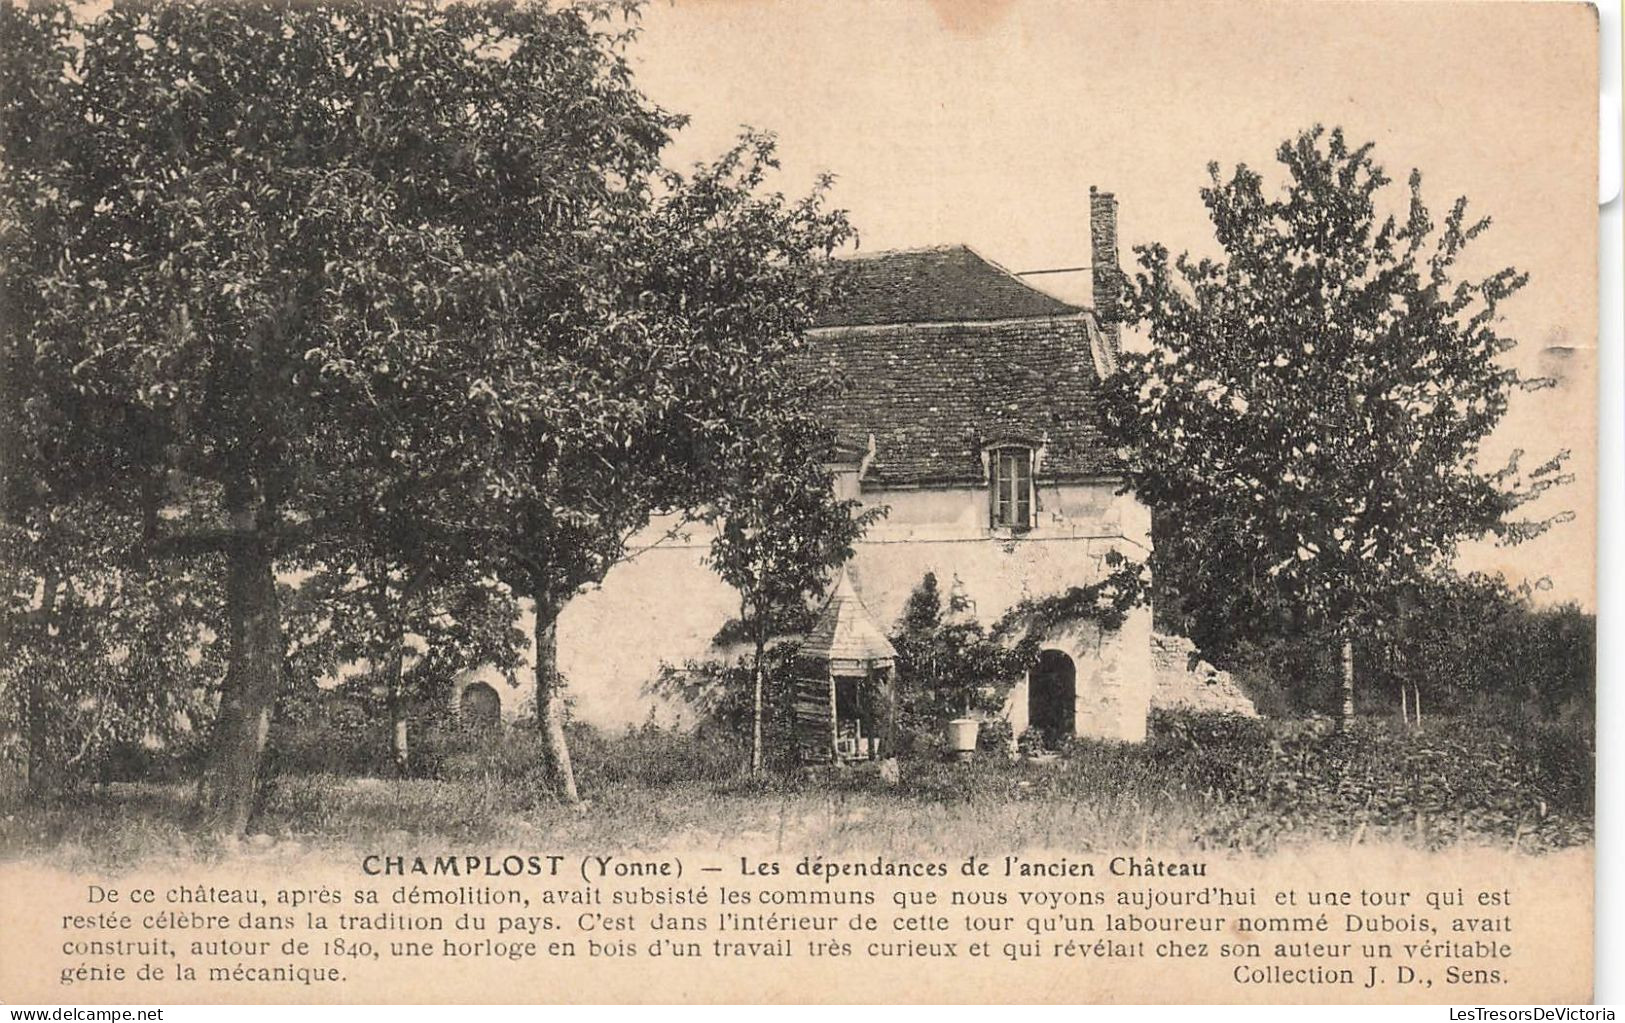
[945, 718, 980, 755]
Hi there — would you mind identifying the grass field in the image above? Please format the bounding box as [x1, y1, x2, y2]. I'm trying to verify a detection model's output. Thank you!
[0, 710, 1591, 871]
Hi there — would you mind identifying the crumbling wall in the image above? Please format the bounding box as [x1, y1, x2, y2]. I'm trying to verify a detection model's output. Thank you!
[1150, 633, 1257, 717]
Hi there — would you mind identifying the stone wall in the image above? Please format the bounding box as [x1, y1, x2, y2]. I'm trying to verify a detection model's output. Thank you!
[1149, 632, 1258, 717]
[1000, 605, 1154, 743]
[453, 480, 1158, 737]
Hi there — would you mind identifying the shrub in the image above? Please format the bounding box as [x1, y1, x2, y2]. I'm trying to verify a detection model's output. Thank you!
[1015, 728, 1047, 758]
[569, 720, 747, 788]
[270, 688, 391, 777]
[416, 720, 549, 784]
[1142, 709, 1593, 852]
[977, 718, 1014, 756]
[408, 717, 749, 794]
[646, 645, 802, 773]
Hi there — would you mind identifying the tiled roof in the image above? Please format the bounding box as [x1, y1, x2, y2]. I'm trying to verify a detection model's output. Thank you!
[802, 314, 1120, 486]
[814, 245, 1081, 327]
[801, 571, 897, 670]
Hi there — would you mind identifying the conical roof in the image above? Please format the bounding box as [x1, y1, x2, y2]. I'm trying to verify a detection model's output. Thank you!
[801, 570, 897, 674]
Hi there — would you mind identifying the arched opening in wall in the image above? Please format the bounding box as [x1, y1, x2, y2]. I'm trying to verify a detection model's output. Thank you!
[1028, 649, 1076, 747]
[459, 682, 502, 733]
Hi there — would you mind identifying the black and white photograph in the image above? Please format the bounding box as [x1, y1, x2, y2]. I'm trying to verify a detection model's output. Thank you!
[0, 0, 1608, 1005]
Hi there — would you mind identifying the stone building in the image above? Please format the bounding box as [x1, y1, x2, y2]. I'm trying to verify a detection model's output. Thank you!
[452, 189, 1237, 740]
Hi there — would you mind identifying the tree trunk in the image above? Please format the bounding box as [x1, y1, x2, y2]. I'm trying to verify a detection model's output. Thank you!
[750, 611, 766, 775]
[381, 570, 430, 779]
[533, 595, 579, 803]
[875, 666, 899, 785]
[385, 612, 409, 779]
[25, 573, 60, 799]
[879, 669, 898, 757]
[195, 520, 282, 837]
[1338, 638, 1356, 727]
[391, 709, 409, 778]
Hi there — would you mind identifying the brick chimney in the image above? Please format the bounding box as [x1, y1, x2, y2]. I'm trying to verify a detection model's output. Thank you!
[1089, 186, 1121, 354]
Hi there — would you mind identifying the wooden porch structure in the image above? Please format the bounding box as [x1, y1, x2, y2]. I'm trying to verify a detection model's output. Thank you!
[794, 572, 898, 765]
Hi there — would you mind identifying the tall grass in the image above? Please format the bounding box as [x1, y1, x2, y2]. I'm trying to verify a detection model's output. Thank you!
[0, 710, 1591, 870]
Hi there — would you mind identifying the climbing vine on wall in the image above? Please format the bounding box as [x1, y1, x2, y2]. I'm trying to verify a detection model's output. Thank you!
[892, 553, 1151, 726]
[991, 551, 1151, 656]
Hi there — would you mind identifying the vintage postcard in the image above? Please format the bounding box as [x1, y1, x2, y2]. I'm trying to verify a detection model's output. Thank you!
[0, 0, 1602, 1005]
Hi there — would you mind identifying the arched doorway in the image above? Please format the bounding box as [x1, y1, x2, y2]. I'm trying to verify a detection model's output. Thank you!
[459, 682, 501, 733]
[1028, 649, 1076, 746]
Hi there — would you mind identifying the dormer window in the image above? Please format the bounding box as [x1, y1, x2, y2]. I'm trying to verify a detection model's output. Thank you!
[989, 446, 1034, 529]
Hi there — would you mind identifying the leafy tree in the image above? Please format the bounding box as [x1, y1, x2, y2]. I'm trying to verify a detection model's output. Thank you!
[1105, 126, 1568, 720]
[704, 411, 881, 774]
[0, 503, 222, 793]
[437, 133, 853, 801]
[1376, 571, 1593, 724]
[3, 0, 804, 829]
[647, 645, 798, 766]
[280, 557, 522, 776]
[890, 573, 1026, 731]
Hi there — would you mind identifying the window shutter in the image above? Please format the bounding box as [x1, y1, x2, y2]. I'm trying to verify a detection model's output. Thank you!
[988, 447, 1033, 529]
[997, 454, 1013, 525]
[988, 453, 998, 527]
[1015, 450, 1032, 527]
